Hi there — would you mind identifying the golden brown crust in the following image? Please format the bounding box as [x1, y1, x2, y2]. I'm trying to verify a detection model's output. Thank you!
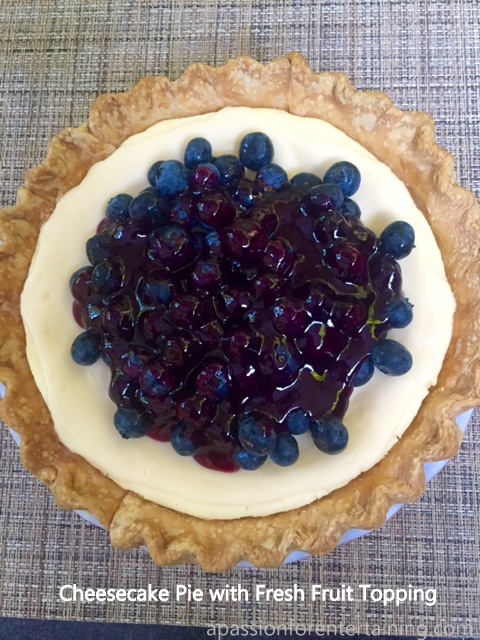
[1, 53, 479, 572]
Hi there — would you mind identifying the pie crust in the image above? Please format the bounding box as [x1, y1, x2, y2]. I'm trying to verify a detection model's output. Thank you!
[1, 53, 479, 572]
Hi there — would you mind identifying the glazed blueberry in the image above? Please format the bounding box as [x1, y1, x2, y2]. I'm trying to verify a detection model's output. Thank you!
[310, 415, 349, 454]
[256, 163, 288, 190]
[238, 413, 276, 456]
[291, 172, 322, 193]
[147, 160, 164, 187]
[338, 198, 361, 219]
[286, 409, 311, 435]
[136, 273, 174, 306]
[386, 296, 414, 328]
[197, 193, 236, 229]
[71, 331, 102, 366]
[353, 356, 375, 387]
[170, 193, 197, 229]
[86, 233, 112, 266]
[106, 193, 133, 222]
[189, 162, 220, 192]
[129, 190, 168, 231]
[269, 433, 300, 467]
[302, 183, 344, 216]
[171, 423, 198, 456]
[147, 224, 198, 272]
[323, 161, 361, 197]
[379, 221, 415, 259]
[189, 259, 222, 291]
[239, 132, 274, 171]
[155, 160, 189, 197]
[195, 360, 231, 401]
[184, 137, 213, 169]
[204, 230, 222, 256]
[139, 361, 177, 397]
[235, 449, 267, 471]
[114, 408, 153, 439]
[91, 258, 125, 296]
[371, 339, 413, 376]
[213, 154, 245, 186]
[70, 266, 94, 302]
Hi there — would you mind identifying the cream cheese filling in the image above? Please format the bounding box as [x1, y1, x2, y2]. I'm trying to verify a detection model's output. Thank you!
[21, 107, 455, 520]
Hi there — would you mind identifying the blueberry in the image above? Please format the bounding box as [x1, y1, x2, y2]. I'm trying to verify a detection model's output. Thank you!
[139, 361, 177, 397]
[204, 231, 222, 256]
[371, 339, 413, 376]
[353, 356, 374, 387]
[147, 224, 198, 272]
[302, 183, 344, 216]
[171, 423, 198, 456]
[86, 233, 112, 266]
[379, 221, 415, 259]
[386, 296, 414, 328]
[286, 409, 311, 435]
[235, 449, 267, 471]
[184, 137, 213, 169]
[195, 360, 231, 401]
[129, 190, 168, 231]
[155, 160, 189, 198]
[238, 413, 276, 456]
[189, 162, 220, 192]
[71, 331, 102, 366]
[291, 172, 322, 193]
[113, 408, 153, 439]
[106, 193, 133, 222]
[323, 161, 361, 197]
[137, 274, 174, 306]
[147, 160, 164, 187]
[338, 198, 361, 218]
[91, 258, 125, 296]
[310, 415, 348, 454]
[256, 163, 288, 190]
[269, 433, 299, 467]
[213, 154, 245, 186]
[239, 132, 274, 171]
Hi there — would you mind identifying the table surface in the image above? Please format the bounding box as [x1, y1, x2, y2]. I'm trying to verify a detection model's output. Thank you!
[0, 0, 479, 634]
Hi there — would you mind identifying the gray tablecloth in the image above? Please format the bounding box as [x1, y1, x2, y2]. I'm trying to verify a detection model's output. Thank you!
[0, 0, 479, 635]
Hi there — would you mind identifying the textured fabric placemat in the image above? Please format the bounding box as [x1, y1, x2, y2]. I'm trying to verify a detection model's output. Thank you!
[0, 0, 479, 634]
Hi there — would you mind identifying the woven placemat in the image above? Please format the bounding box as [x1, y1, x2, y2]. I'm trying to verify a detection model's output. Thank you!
[0, 0, 479, 634]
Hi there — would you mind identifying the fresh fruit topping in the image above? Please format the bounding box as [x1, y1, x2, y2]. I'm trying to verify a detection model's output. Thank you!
[239, 132, 274, 171]
[114, 407, 153, 439]
[71, 134, 415, 472]
[371, 339, 413, 376]
[379, 221, 415, 259]
[71, 331, 102, 366]
[323, 161, 361, 197]
[386, 296, 414, 328]
[310, 415, 349, 454]
[184, 137, 213, 169]
[269, 433, 300, 467]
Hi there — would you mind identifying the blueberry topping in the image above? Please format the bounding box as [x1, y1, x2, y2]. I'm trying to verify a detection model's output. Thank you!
[155, 160, 189, 198]
[239, 132, 274, 171]
[114, 408, 153, 439]
[171, 424, 198, 456]
[213, 154, 245, 186]
[235, 450, 267, 471]
[379, 221, 415, 259]
[238, 413, 276, 456]
[310, 415, 349, 454]
[338, 198, 361, 219]
[269, 433, 300, 467]
[184, 137, 213, 169]
[353, 356, 375, 387]
[147, 161, 164, 187]
[323, 161, 361, 197]
[371, 339, 413, 376]
[386, 296, 414, 328]
[291, 172, 322, 193]
[106, 194, 133, 222]
[71, 330, 102, 365]
[286, 409, 311, 435]
[256, 163, 288, 190]
[71, 133, 415, 472]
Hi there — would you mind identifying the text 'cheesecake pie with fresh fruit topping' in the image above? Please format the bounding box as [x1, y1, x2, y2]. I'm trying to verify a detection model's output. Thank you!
[1, 53, 479, 571]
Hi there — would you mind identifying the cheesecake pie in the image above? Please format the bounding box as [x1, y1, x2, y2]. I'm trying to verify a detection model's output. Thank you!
[1, 53, 479, 571]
